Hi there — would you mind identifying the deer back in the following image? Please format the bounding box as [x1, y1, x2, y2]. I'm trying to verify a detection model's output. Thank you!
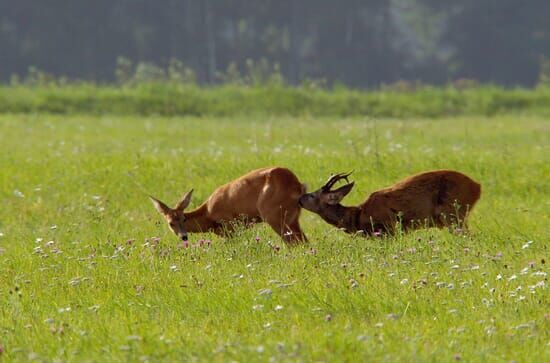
[205, 167, 304, 220]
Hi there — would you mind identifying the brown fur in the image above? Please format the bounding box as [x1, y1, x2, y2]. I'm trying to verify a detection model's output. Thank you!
[151, 167, 307, 244]
[299, 170, 481, 236]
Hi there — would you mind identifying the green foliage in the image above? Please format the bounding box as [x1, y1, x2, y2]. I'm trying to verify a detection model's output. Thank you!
[0, 114, 548, 362]
[539, 57, 550, 87]
[2, 82, 550, 118]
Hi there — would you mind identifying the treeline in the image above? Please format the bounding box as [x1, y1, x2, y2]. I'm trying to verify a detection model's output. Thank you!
[1, 0, 549, 87]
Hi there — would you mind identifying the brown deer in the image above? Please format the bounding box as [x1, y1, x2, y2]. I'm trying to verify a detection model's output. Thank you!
[299, 170, 481, 235]
[150, 167, 307, 244]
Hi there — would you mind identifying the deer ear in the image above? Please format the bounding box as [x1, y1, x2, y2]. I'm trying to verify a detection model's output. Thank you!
[150, 196, 171, 215]
[175, 189, 193, 211]
[321, 182, 355, 205]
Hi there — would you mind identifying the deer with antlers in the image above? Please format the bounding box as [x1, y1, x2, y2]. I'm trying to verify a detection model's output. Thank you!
[299, 170, 481, 235]
[150, 167, 307, 244]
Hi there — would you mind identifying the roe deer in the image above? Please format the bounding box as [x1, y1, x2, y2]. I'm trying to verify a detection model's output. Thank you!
[150, 167, 307, 244]
[299, 170, 481, 235]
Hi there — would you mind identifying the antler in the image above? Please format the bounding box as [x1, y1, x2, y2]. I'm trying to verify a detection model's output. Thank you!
[322, 171, 354, 191]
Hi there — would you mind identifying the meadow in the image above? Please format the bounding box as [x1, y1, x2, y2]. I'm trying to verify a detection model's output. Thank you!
[2, 82, 550, 119]
[0, 113, 548, 362]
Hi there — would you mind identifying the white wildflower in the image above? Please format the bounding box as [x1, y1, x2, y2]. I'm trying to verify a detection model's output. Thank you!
[515, 322, 534, 330]
[528, 281, 545, 291]
[258, 288, 272, 296]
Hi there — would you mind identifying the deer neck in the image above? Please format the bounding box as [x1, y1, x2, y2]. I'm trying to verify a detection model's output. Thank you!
[183, 204, 215, 233]
[319, 204, 361, 233]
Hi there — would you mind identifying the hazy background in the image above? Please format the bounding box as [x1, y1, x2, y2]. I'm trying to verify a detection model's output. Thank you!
[1, 0, 549, 87]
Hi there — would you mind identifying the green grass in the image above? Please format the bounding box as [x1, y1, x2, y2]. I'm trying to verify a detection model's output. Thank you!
[2, 83, 550, 118]
[0, 114, 548, 362]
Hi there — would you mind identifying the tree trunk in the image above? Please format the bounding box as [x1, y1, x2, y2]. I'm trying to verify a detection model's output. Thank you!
[204, 0, 217, 83]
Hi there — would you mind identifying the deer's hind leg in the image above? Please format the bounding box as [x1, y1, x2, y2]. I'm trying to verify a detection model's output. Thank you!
[286, 215, 307, 244]
[435, 206, 470, 235]
[259, 202, 306, 245]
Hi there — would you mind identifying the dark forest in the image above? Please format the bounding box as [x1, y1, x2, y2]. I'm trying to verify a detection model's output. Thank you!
[1, 0, 549, 87]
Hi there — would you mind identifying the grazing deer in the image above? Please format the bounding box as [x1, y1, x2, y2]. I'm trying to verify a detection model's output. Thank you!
[299, 170, 481, 235]
[150, 167, 307, 244]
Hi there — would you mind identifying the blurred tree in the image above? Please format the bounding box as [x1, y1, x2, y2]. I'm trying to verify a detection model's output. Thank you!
[421, 0, 550, 85]
[0, 0, 548, 87]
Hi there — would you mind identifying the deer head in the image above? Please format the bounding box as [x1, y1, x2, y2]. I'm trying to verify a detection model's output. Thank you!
[299, 172, 355, 213]
[150, 189, 193, 241]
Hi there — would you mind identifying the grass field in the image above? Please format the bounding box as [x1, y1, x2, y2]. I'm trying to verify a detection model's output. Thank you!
[2, 83, 550, 118]
[0, 114, 548, 362]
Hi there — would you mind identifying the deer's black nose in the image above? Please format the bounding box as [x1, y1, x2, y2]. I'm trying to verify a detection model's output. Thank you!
[181, 235, 188, 241]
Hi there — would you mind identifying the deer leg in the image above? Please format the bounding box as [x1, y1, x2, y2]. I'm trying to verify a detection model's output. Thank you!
[287, 220, 307, 243]
[263, 218, 305, 245]
[262, 214, 289, 241]
[436, 210, 470, 235]
[260, 205, 306, 245]
[436, 212, 458, 233]
[284, 205, 307, 243]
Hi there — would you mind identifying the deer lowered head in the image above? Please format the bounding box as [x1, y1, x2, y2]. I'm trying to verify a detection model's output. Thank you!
[150, 189, 194, 241]
[299, 172, 360, 232]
